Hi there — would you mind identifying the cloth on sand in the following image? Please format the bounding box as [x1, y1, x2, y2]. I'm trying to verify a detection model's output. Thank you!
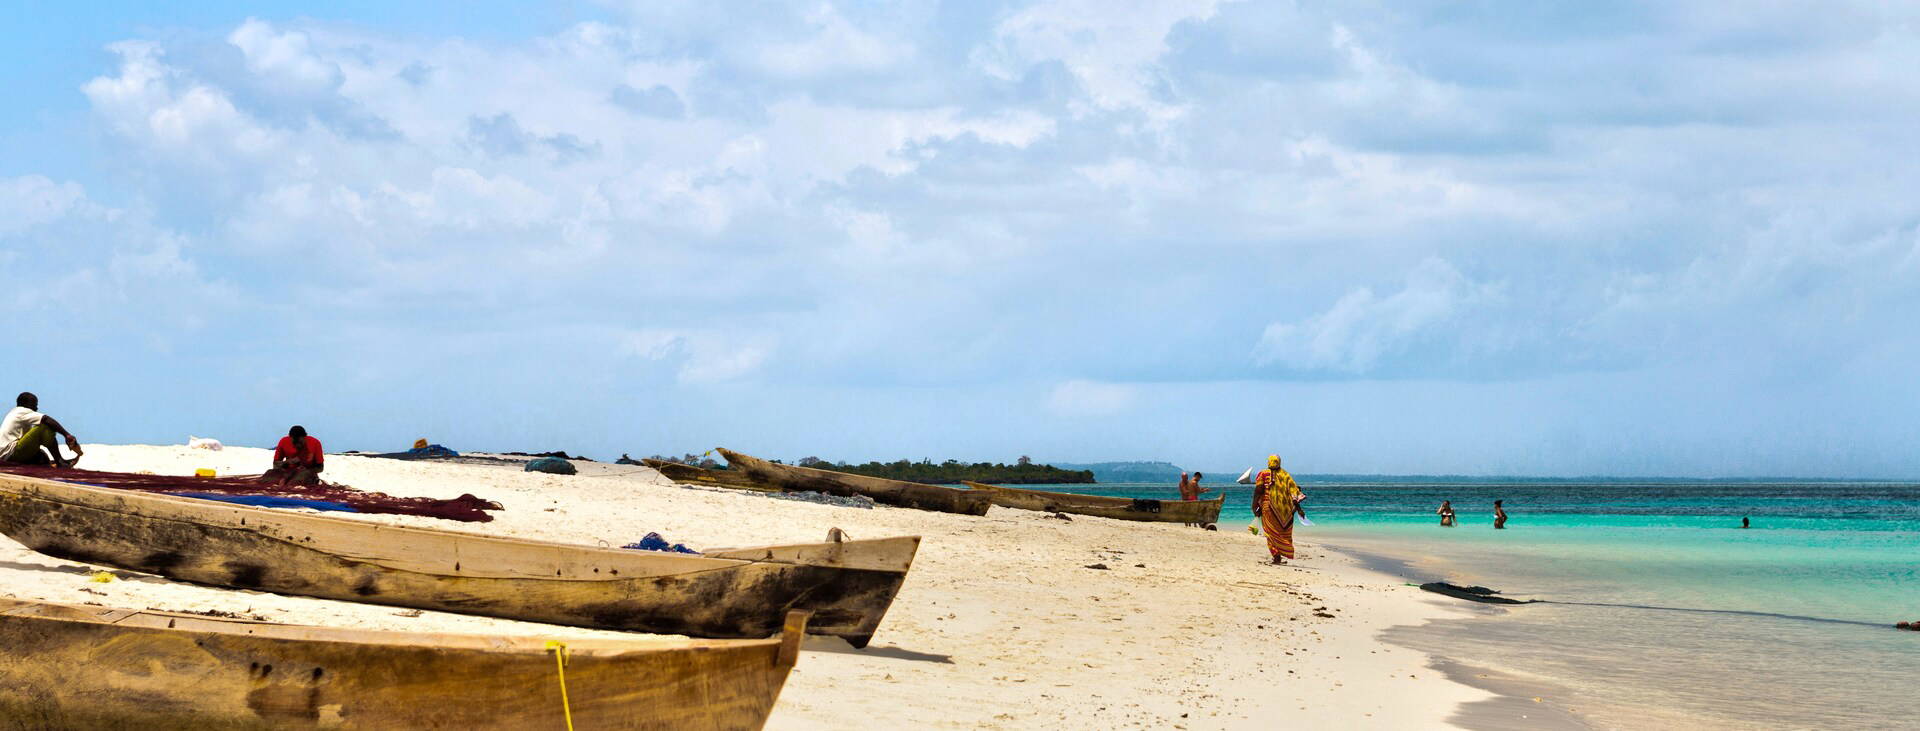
[0, 465, 502, 522]
[413, 438, 429, 449]
[365, 444, 460, 460]
[171, 492, 356, 512]
[1253, 467, 1302, 559]
[622, 531, 699, 554]
[524, 456, 577, 475]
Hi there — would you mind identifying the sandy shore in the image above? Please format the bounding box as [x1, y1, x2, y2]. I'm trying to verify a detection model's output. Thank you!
[1, 445, 1494, 728]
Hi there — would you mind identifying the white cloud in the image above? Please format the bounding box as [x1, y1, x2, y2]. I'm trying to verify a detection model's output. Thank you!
[1256, 258, 1502, 373]
[754, 4, 912, 77]
[1046, 379, 1138, 416]
[228, 18, 343, 92]
[623, 329, 771, 384]
[0, 176, 89, 235]
[975, 0, 1223, 121]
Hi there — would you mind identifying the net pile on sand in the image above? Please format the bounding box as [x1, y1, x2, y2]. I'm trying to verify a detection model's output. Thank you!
[0, 465, 501, 522]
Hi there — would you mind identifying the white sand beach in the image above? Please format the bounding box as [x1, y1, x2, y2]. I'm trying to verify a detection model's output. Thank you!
[0, 445, 1495, 728]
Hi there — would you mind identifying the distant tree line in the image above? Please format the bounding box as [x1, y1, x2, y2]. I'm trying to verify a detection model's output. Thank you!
[645, 453, 724, 469]
[788, 456, 1095, 484]
[642, 453, 1094, 484]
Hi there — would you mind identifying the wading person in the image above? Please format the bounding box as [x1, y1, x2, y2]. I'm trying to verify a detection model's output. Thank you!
[1437, 500, 1457, 527]
[263, 425, 325, 486]
[1494, 499, 1508, 530]
[0, 392, 82, 468]
[1252, 455, 1304, 564]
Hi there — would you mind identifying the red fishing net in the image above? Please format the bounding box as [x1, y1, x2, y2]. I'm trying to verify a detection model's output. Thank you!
[0, 465, 501, 522]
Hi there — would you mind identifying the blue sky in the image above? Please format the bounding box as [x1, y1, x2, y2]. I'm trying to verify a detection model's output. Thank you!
[4, 1, 1919, 477]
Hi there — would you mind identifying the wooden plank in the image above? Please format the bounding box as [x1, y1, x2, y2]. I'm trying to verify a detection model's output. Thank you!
[963, 482, 1223, 525]
[717, 449, 992, 516]
[0, 473, 917, 647]
[0, 597, 805, 729]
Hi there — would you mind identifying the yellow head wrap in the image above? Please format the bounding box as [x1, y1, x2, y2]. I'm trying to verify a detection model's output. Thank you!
[1267, 454, 1280, 468]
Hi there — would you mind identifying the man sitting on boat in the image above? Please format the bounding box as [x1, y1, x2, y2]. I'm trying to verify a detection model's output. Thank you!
[0, 392, 82, 468]
[262, 425, 325, 486]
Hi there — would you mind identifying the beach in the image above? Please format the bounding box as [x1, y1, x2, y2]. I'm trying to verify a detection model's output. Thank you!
[0, 445, 1496, 729]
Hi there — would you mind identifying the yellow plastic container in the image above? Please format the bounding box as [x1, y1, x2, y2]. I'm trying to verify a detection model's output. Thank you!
[194, 468, 216, 478]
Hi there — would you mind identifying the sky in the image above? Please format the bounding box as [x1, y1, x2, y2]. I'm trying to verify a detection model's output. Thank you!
[4, 1, 1920, 477]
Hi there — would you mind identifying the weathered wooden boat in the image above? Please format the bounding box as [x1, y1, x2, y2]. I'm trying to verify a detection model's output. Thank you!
[716, 448, 991, 516]
[642, 459, 774, 491]
[962, 481, 1223, 526]
[0, 597, 807, 729]
[0, 472, 917, 647]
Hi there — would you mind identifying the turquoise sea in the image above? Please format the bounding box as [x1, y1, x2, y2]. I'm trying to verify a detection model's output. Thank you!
[1065, 479, 1920, 728]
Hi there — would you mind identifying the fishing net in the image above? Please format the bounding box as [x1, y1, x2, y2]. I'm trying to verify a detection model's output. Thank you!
[0, 465, 501, 522]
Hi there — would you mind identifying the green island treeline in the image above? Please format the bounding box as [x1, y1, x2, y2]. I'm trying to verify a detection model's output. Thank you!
[644, 454, 1095, 484]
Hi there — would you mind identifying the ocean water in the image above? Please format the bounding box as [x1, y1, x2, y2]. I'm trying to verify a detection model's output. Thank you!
[1069, 479, 1920, 728]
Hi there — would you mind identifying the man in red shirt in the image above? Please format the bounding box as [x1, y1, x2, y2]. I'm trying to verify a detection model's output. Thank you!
[264, 425, 324, 486]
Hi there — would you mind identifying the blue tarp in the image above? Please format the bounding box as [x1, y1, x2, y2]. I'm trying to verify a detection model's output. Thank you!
[622, 531, 698, 554]
[171, 492, 358, 512]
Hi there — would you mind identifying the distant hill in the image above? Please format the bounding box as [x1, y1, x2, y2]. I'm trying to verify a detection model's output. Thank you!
[1049, 461, 1186, 483]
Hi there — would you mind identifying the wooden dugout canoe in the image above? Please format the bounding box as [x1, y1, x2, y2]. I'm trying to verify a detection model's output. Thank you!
[962, 481, 1224, 525]
[716, 448, 991, 516]
[0, 473, 916, 647]
[0, 597, 807, 730]
[642, 459, 774, 491]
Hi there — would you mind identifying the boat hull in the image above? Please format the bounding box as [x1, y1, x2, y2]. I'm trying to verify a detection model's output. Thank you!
[0, 474, 916, 647]
[717, 449, 991, 516]
[642, 459, 772, 491]
[964, 482, 1222, 525]
[0, 598, 806, 730]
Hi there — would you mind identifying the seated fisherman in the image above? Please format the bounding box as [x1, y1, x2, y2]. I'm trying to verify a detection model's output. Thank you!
[262, 425, 325, 486]
[0, 392, 82, 468]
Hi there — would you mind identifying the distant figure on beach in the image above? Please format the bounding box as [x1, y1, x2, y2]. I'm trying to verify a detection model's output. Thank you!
[262, 425, 324, 486]
[1178, 471, 1214, 526]
[1742, 516, 1750, 529]
[1253, 455, 1304, 564]
[1179, 471, 1212, 501]
[1493, 500, 1508, 529]
[1437, 501, 1456, 527]
[0, 392, 82, 468]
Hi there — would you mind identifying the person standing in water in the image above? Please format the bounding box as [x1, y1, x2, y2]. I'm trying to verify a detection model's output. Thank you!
[1742, 516, 1751, 529]
[1253, 455, 1304, 564]
[1493, 500, 1508, 529]
[1437, 500, 1457, 527]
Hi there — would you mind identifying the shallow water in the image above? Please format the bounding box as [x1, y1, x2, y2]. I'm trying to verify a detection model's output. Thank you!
[1070, 480, 1920, 728]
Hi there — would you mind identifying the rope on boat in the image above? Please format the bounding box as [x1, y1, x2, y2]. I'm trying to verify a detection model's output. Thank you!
[546, 640, 575, 731]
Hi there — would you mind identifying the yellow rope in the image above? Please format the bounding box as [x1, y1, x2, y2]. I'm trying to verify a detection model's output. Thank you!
[545, 640, 575, 731]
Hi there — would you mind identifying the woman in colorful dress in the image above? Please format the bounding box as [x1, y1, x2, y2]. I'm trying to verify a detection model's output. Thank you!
[1252, 455, 1303, 564]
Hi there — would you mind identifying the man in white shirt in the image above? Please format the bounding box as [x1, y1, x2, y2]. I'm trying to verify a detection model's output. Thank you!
[0, 392, 82, 468]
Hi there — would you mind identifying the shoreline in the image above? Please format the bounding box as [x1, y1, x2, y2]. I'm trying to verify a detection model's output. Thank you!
[4, 444, 1496, 728]
[1318, 541, 1596, 730]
